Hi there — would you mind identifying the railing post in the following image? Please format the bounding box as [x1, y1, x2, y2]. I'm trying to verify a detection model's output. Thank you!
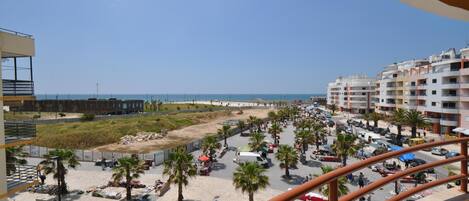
[460, 134, 468, 193]
[329, 179, 338, 201]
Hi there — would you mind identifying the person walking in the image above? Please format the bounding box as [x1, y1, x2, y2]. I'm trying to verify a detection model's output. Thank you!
[358, 172, 365, 188]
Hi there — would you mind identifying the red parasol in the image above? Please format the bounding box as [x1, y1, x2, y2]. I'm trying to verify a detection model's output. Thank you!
[198, 155, 210, 162]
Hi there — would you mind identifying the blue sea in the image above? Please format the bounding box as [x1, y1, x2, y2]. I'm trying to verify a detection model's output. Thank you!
[36, 94, 325, 102]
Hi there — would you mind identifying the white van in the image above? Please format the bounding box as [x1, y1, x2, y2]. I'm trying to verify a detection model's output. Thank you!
[233, 152, 269, 167]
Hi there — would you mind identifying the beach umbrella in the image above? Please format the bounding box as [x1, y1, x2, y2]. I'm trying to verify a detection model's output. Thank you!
[198, 155, 209, 162]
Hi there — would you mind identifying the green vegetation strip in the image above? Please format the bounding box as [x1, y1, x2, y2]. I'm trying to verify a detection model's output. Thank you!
[34, 110, 232, 149]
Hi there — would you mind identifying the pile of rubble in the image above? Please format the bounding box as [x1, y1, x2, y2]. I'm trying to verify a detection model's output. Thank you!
[119, 130, 168, 145]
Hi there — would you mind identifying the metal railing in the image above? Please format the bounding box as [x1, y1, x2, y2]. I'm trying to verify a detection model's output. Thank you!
[6, 164, 38, 191]
[270, 138, 469, 201]
[0, 27, 33, 38]
[2, 79, 34, 96]
[4, 121, 36, 144]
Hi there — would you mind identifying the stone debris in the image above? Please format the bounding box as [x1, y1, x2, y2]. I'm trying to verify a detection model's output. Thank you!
[119, 130, 168, 145]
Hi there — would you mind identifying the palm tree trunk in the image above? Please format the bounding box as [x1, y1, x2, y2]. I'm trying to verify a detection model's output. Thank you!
[126, 172, 132, 200]
[178, 181, 183, 201]
[411, 127, 417, 138]
[342, 154, 347, 166]
[249, 192, 254, 201]
[224, 137, 228, 147]
[374, 120, 378, 128]
[285, 165, 290, 178]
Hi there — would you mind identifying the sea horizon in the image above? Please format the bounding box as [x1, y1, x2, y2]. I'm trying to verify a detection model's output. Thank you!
[35, 93, 326, 102]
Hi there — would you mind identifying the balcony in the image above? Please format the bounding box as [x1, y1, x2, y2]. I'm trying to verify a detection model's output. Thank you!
[3, 79, 34, 96]
[441, 94, 460, 101]
[7, 164, 39, 193]
[440, 119, 458, 127]
[4, 121, 36, 147]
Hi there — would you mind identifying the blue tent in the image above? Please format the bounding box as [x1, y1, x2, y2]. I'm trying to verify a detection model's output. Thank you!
[390, 145, 415, 162]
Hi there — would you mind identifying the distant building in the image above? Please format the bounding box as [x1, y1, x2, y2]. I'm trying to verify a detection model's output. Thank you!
[15, 98, 144, 115]
[375, 47, 469, 135]
[326, 75, 376, 114]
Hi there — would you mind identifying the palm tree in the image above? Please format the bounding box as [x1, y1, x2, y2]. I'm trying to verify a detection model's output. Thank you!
[362, 113, 371, 127]
[314, 165, 349, 197]
[311, 122, 326, 150]
[275, 145, 298, 178]
[368, 112, 382, 128]
[39, 149, 80, 195]
[405, 110, 429, 138]
[218, 125, 231, 147]
[237, 120, 246, 134]
[201, 135, 221, 162]
[233, 162, 270, 201]
[391, 108, 407, 143]
[247, 116, 258, 133]
[294, 129, 313, 153]
[254, 118, 264, 133]
[329, 104, 338, 115]
[163, 147, 197, 201]
[332, 133, 359, 166]
[248, 132, 267, 152]
[268, 111, 278, 123]
[6, 146, 27, 176]
[268, 123, 283, 145]
[111, 156, 145, 200]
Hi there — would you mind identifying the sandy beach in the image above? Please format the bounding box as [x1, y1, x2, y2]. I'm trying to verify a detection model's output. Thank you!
[94, 108, 274, 153]
[173, 101, 274, 107]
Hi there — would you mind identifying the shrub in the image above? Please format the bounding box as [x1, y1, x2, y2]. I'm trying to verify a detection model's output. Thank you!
[177, 106, 181, 111]
[80, 113, 95, 122]
[59, 113, 66, 117]
[33, 114, 41, 119]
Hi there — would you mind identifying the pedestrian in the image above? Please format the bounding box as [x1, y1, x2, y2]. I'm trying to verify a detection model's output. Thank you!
[101, 158, 106, 171]
[358, 172, 365, 188]
[39, 174, 46, 185]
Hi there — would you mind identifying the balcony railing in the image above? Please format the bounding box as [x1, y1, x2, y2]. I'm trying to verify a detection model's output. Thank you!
[0, 27, 33, 38]
[7, 164, 38, 191]
[4, 121, 36, 144]
[2, 79, 34, 96]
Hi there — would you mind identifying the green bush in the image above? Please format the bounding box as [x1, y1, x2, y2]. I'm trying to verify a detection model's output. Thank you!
[59, 113, 66, 117]
[33, 114, 41, 119]
[80, 113, 95, 122]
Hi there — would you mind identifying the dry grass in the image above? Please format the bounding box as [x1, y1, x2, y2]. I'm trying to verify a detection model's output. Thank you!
[34, 110, 232, 149]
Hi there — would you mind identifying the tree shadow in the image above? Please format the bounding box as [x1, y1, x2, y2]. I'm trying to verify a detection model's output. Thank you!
[211, 162, 226, 171]
[304, 160, 323, 168]
[281, 174, 305, 185]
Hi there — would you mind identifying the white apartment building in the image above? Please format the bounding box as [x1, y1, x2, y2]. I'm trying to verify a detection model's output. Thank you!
[375, 47, 469, 135]
[327, 75, 376, 114]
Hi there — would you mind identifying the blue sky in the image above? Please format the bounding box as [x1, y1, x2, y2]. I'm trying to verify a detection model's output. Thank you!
[1, 0, 468, 94]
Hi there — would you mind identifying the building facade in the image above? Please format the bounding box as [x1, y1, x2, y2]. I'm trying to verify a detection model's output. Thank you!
[327, 75, 376, 114]
[0, 28, 38, 201]
[374, 48, 469, 135]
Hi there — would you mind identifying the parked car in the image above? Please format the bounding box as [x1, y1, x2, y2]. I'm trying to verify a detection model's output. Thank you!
[408, 158, 435, 173]
[445, 151, 460, 159]
[431, 147, 449, 156]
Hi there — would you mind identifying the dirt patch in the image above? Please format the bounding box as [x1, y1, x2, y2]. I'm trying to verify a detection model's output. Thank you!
[94, 108, 273, 153]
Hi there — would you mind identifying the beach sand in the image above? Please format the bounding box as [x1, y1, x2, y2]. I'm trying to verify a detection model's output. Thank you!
[94, 108, 274, 153]
[173, 100, 274, 107]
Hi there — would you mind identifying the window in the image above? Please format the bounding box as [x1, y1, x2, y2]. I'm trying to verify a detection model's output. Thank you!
[432, 102, 436, 106]
[362, 93, 366, 95]
[432, 79, 437, 83]
[362, 87, 366, 90]
[393, 74, 397, 78]
[411, 82, 416, 86]
[432, 90, 436, 95]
